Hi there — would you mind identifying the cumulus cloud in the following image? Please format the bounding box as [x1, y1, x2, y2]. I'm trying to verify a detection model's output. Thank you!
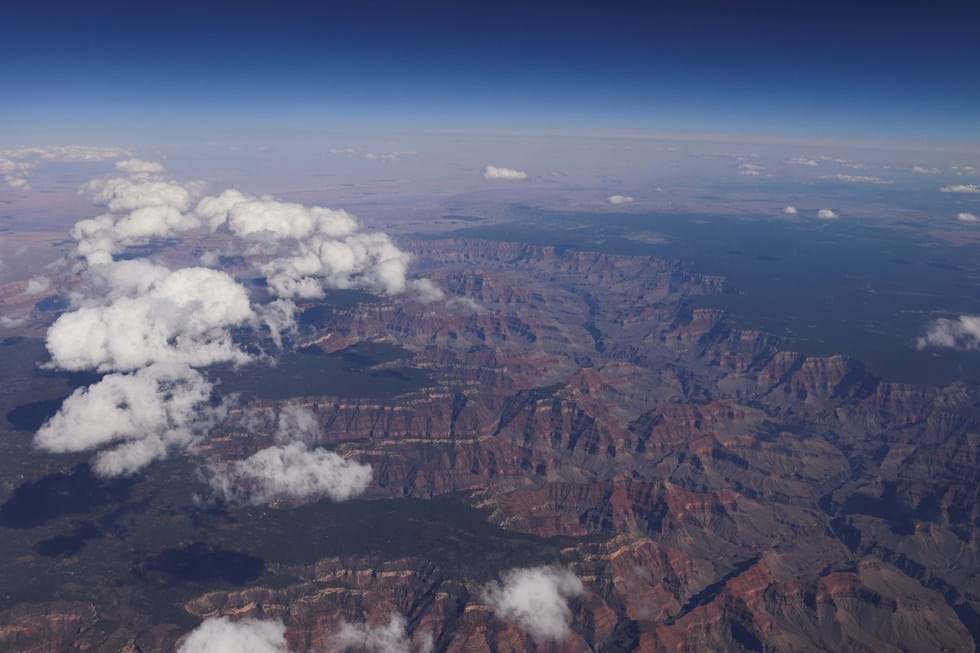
[484, 165, 528, 181]
[818, 174, 893, 185]
[912, 165, 941, 175]
[939, 184, 980, 193]
[195, 191, 431, 300]
[209, 442, 371, 506]
[607, 194, 634, 205]
[957, 212, 978, 223]
[738, 162, 764, 176]
[200, 193, 358, 241]
[35, 363, 219, 477]
[73, 175, 202, 264]
[816, 209, 838, 219]
[783, 206, 798, 215]
[916, 315, 980, 351]
[482, 566, 584, 642]
[333, 615, 432, 653]
[177, 617, 288, 653]
[46, 266, 254, 372]
[88, 177, 195, 213]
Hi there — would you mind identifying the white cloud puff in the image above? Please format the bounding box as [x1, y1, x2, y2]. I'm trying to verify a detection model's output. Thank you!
[783, 206, 798, 215]
[482, 566, 584, 642]
[916, 315, 980, 351]
[332, 615, 432, 653]
[35, 363, 218, 477]
[939, 184, 980, 193]
[912, 165, 940, 175]
[607, 195, 634, 205]
[816, 209, 838, 220]
[46, 266, 254, 372]
[209, 442, 372, 506]
[483, 165, 528, 181]
[178, 617, 288, 653]
[957, 212, 978, 223]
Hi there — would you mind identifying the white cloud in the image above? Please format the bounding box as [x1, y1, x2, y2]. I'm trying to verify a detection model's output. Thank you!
[202, 194, 358, 241]
[916, 315, 980, 351]
[957, 212, 978, 223]
[912, 165, 940, 175]
[88, 177, 195, 213]
[939, 184, 980, 193]
[46, 266, 254, 372]
[209, 442, 372, 506]
[0, 146, 129, 190]
[783, 206, 798, 215]
[607, 194, 634, 205]
[332, 615, 432, 653]
[786, 156, 818, 167]
[484, 165, 528, 181]
[0, 315, 27, 329]
[177, 617, 288, 653]
[482, 566, 584, 642]
[261, 232, 417, 299]
[73, 176, 202, 264]
[738, 162, 764, 176]
[257, 299, 298, 347]
[407, 278, 446, 304]
[23, 275, 51, 296]
[818, 174, 893, 185]
[35, 363, 219, 478]
[816, 209, 838, 220]
[115, 159, 166, 175]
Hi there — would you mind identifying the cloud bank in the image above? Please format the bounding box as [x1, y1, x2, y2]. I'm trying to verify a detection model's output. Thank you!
[816, 209, 838, 219]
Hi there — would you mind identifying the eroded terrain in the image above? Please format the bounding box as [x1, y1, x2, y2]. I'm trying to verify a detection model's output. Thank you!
[1, 237, 978, 652]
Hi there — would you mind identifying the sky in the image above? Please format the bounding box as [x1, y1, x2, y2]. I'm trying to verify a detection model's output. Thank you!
[2, 0, 980, 148]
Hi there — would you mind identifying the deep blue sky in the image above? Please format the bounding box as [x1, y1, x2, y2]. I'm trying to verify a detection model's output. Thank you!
[3, 0, 979, 147]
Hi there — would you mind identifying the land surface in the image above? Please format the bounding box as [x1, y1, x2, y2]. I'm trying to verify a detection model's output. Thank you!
[0, 233, 977, 652]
